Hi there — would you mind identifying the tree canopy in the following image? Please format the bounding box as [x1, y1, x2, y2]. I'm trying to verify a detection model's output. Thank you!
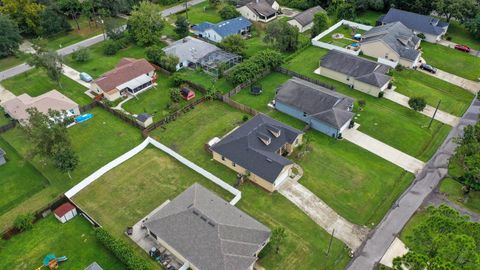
[0, 0, 45, 36]
[264, 20, 299, 53]
[453, 122, 480, 191]
[219, 5, 241, 20]
[311, 12, 329, 38]
[175, 15, 190, 38]
[127, 1, 165, 46]
[408, 97, 427, 112]
[219, 35, 247, 57]
[0, 15, 22, 58]
[28, 51, 64, 87]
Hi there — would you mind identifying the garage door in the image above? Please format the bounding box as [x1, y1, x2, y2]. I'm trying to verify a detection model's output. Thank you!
[274, 169, 290, 188]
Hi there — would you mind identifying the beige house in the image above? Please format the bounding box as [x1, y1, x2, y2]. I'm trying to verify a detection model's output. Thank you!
[1, 90, 80, 125]
[288, 6, 324, 33]
[210, 113, 303, 192]
[236, 0, 279, 23]
[318, 50, 392, 97]
[90, 58, 156, 101]
[360, 22, 421, 68]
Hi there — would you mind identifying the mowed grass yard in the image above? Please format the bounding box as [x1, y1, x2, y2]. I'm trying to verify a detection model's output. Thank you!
[393, 69, 474, 117]
[1, 68, 91, 105]
[170, 2, 224, 24]
[0, 108, 143, 231]
[233, 74, 414, 225]
[283, 46, 451, 161]
[149, 101, 351, 270]
[439, 178, 480, 214]
[179, 69, 234, 94]
[64, 43, 150, 78]
[0, 53, 29, 72]
[446, 21, 480, 50]
[421, 42, 480, 81]
[0, 215, 125, 270]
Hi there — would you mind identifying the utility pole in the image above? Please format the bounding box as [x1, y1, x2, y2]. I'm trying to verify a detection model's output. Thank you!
[326, 229, 335, 256]
[428, 100, 441, 129]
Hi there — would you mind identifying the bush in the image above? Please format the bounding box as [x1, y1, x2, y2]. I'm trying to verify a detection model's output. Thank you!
[417, 33, 426, 39]
[219, 5, 241, 20]
[95, 228, 151, 270]
[378, 91, 384, 98]
[395, 64, 405, 72]
[446, 36, 452, 41]
[171, 73, 186, 87]
[14, 213, 34, 232]
[242, 115, 249, 122]
[227, 49, 283, 85]
[72, 47, 90, 63]
[408, 96, 427, 111]
[170, 88, 181, 103]
[103, 40, 120, 55]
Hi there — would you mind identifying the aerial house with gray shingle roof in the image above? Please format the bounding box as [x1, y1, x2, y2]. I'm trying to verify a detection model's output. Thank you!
[288, 6, 325, 33]
[236, 0, 280, 23]
[318, 50, 392, 97]
[275, 77, 355, 139]
[144, 183, 271, 270]
[210, 114, 304, 192]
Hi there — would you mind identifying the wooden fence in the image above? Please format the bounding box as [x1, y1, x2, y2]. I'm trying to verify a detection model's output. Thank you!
[0, 121, 16, 134]
[223, 69, 271, 98]
[222, 96, 258, 116]
[276, 67, 336, 91]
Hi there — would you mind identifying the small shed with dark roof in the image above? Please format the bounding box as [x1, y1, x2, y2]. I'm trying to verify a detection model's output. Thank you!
[275, 77, 355, 138]
[136, 113, 153, 128]
[288, 6, 325, 32]
[318, 50, 392, 97]
[54, 202, 77, 223]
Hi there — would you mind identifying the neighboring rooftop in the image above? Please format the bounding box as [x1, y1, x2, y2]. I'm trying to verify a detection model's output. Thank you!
[291, 6, 324, 26]
[379, 8, 449, 35]
[192, 16, 252, 38]
[84, 262, 103, 270]
[211, 114, 303, 183]
[145, 183, 271, 270]
[232, 0, 276, 7]
[321, 50, 391, 87]
[54, 202, 76, 218]
[1, 90, 78, 121]
[276, 78, 355, 129]
[136, 113, 151, 123]
[163, 36, 219, 65]
[246, 0, 277, 17]
[94, 58, 155, 93]
[361, 22, 421, 60]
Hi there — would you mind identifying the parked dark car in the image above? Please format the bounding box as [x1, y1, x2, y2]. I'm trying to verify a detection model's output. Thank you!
[420, 63, 437, 74]
[454, 44, 471, 53]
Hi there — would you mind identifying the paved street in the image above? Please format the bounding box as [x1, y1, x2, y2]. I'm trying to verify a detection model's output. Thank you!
[279, 180, 369, 251]
[346, 98, 480, 270]
[160, 0, 206, 17]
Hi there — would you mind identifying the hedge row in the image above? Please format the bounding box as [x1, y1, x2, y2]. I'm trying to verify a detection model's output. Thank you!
[227, 49, 283, 86]
[95, 228, 152, 270]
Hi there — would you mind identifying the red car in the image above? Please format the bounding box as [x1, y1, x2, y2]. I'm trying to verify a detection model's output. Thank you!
[454, 44, 471, 53]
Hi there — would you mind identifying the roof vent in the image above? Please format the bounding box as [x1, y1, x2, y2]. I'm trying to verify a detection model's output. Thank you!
[257, 132, 271, 145]
[266, 158, 273, 163]
[200, 216, 207, 222]
[207, 221, 216, 227]
[192, 210, 199, 216]
[266, 125, 281, 138]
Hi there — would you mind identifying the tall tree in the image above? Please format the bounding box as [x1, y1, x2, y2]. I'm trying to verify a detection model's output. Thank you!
[39, 5, 72, 38]
[28, 51, 64, 88]
[219, 35, 247, 56]
[311, 12, 329, 38]
[175, 15, 190, 38]
[392, 0, 434, 15]
[434, 0, 477, 22]
[219, 5, 241, 20]
[52, 144, 79, 179]
[0, 0, 46, 36]
[0, 15, 22, 58]
[127, 1, 165, 46]
[58, 0, 82, 30]
[264, 20, 299, 53]
[327, 0, 356, 20]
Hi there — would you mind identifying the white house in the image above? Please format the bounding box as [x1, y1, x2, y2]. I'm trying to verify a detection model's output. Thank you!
[191, 16, 252, 43]
[54, 202, 77, 223]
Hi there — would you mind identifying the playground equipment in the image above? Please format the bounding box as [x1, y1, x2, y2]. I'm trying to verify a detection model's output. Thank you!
[35, 254, 68, 270]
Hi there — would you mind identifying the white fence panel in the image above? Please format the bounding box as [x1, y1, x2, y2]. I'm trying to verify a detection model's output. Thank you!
[378, 57, 398, 68]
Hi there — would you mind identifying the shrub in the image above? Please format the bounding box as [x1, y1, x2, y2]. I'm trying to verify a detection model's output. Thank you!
[14, 213, 34, 232]
[72, 47, 90, 63]
[219, 5, 241, 20]
[358, 99, 366, 109]
[417, 33, 426, 40]
[408, 96, 427, 111]
[95, 228, 151, 270]
[171, 73, 186, 87]
[242, 115, 249, 122]
[170, 88, 181, 103]
[446, 36, 452, 41]
[395, 64, 405, 72]
[227, 49, 283, 85]
[103, 40, 120, 55]
[378, 91, 384, 98]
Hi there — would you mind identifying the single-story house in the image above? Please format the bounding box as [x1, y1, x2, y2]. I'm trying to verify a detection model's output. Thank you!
[90, 58, 156, 101]
[144, 183, 271, 270]
[210, 114, 303, 192]
[378, 8, 449, 43]
[360, 22, 422, 68]
[0, 148, 6, 166]
[85, 262, 103, 270]
[318, 50, 392, 97]
[192, 16, 252, 43]
[236, 0, 279, 23]
[54, 202, 77, 223]
[163, 37, 242, 76]
[136, 113, 153, 128]
[288, 6, 325, 33]
[275, 77, 355, 138]
[1, 90, 80, 125]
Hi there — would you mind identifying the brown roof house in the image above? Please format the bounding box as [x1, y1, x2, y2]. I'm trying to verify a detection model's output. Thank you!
[288, 6, 325, 32]
[90, 58, 156, 101]
[1, 90, 80, 125]
[145, 183, 271, 270]
[210, 114, 304, 192]
[236, 0, 279, 23]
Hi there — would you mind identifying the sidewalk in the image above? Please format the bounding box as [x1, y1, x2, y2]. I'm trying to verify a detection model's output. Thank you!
[279, 180, 369, 251]
[383, 90, 460, 126]
[342, 127, 425, 174]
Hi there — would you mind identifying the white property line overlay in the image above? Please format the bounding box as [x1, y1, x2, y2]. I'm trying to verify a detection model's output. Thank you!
[311, 19, 373, 56]
[65, 137, 242, 205]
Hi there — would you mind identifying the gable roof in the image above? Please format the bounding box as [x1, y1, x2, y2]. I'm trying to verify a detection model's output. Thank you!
[361, 22, 421, 60]
[233, 0, 276, 7]
[276, 78, 355, 129]
[211, 114, 303, 183]
[192, 17, 252, 38]
[291, 6, 324, 27]
[2, 90, 78, 121]
[145, 183, 271, 270]
[54, 202, 76, 217]
[320, 50, 391, 87]
[163, 36, 220, 64]
[245, 0, 277, 17]
[94, 58, 155, 93]
[84, 262, 103, 270]
[380, 8, 448, 36]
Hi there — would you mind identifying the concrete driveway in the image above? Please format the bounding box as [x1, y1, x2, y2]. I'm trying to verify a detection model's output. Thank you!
[62, 65, 90, 88]
[279, 180, 369, 251]
[383, 90, 460, 126]
[418, 68, 479, 95]
[438, 39, 480, 58]
[0, 84, 16, 104]
[342, 128, 425, 174]
[379, 237, 408, 268]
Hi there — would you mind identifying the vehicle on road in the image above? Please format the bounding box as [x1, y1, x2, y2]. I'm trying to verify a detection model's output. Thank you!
[80, 72, 93, 82]
[454, 44, 471, 53]
[420, 63, 437, 74]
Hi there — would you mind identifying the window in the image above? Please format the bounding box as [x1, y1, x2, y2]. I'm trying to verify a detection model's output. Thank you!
[232, 162, 236, 167]
[221, 156, 225, 161]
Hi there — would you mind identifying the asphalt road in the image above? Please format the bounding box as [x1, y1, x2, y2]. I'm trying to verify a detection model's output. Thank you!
[346, 98, 480, 270]
[160, 0, 206, 17]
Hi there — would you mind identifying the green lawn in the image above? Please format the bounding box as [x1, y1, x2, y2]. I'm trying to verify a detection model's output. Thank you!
[421, 42, 480, 81]
[64, 43, 150, 78]
[0, 108, 143, 231]
[439, 178, 480, 214]
[0, 215, 125, 270]
[171, 2, 224, 24]
[179, 69, 233, 93]
[0, 108, 12, 126]
[393, 69, 474, 117]
[320, 24, 364, 47]
[283, 46, 451, 161]
[0, 53, 29, 72]
[354, 10, 383, 26]
[446, 21, 480, 50]
[233, 73, 414, 225]
[33, 16, 125, 51]
[1, 68, 91, 105]
[148, 101, 350, 269]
